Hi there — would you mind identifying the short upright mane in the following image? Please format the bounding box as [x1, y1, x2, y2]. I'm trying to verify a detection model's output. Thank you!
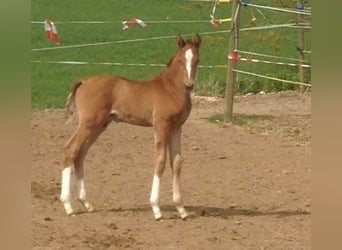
[166, 38, 195, 67]
[166, 55, 176, 68]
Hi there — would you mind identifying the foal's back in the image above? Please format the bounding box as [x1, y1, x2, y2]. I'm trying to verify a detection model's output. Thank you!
[74, 74, 191, 127]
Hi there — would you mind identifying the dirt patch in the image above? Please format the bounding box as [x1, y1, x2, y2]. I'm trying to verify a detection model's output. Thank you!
[31, 91, 311, 249]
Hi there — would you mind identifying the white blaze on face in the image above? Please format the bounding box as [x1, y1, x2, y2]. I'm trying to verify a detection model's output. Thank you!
[185, 48, 193, 78]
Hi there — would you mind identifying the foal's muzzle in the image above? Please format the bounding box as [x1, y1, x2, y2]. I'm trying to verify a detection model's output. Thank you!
[184, 80, 194, 91]
[185, 84, 194, 91]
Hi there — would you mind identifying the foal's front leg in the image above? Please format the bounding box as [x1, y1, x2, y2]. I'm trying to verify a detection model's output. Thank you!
[149, 123, 169, 220]
[169, 128, 188, 219]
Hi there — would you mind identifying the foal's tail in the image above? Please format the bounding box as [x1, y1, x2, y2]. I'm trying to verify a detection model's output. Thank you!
[65, 80, 83, 124]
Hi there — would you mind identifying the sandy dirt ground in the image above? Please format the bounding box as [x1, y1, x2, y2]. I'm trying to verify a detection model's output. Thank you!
[31, 91, 311, 249]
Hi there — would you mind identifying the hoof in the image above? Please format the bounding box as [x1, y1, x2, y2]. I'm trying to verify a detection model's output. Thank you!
[180, 212, 189, 220]
[154, 212, 163, 221]
[176, 206, 188, 220]
[80, 200, 95, 213]
[86, 204, 95, 213]
[151, 202, 162, 220]
[66, 209, 74, 216]
[63, 203, 74, 215]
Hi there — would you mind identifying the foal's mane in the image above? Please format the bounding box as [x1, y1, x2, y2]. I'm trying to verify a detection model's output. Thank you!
[166, 39, 195, 67]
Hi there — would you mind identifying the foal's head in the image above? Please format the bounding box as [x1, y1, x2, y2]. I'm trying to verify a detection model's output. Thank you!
[173, 34, 201, 90]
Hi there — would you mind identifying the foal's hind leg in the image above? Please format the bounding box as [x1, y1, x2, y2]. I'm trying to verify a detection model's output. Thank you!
[169, 128, 188, 219]
[60, 124, 93, 215]
[74, 124, 108, 213]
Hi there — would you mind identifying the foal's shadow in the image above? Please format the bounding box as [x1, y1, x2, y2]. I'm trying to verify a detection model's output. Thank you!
[93, 204, 310, 220]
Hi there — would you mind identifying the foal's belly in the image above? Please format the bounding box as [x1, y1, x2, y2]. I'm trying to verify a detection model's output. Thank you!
[110, 109, 153, 127]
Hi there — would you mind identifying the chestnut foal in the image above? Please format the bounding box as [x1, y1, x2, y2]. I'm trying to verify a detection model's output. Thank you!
[60, 34, 201, 220]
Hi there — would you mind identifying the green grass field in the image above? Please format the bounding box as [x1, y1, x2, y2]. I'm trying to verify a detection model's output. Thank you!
[31, 0, 311, 109]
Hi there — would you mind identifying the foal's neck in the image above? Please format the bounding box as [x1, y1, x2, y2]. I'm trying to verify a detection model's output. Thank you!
[160, 57, 187, 91]
[160, 69, 187, 93]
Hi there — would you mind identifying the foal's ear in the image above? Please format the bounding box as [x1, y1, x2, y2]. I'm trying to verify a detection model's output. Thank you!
[193, 34, 201, 48]
[177, 34, 186, 48]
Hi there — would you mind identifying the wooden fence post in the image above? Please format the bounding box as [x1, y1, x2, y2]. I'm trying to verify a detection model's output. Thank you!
[298, 0, 305, 92]
[224, 0, 241, 122]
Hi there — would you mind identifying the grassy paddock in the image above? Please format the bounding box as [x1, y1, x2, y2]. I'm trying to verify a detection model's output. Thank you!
[31, 0, 311, 109]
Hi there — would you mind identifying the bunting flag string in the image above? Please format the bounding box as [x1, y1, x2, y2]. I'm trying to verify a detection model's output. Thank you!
[44, 19, 60, 44]
[228, 52, 311, 68]
[122, 18, 148, 30]
[233, 69, 311, 87]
